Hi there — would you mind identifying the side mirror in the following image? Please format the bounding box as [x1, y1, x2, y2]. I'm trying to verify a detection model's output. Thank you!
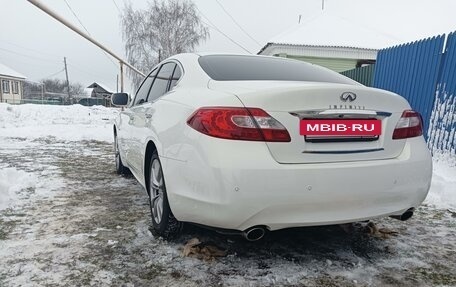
[111, 93, 129, 106]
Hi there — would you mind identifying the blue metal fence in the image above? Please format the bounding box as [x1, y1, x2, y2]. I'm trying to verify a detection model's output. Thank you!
[373, 36, 445, 136]
[373, 33, 456, 154]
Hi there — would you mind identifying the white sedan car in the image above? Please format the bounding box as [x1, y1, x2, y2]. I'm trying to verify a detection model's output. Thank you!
[112, 53, 432, 241]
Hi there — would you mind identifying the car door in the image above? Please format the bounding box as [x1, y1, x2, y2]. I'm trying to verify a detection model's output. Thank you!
[121, 68, 157, 177]
[128, 62, 177, 181]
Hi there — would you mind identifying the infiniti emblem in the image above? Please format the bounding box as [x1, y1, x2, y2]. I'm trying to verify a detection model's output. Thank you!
[340, 92, 357, 102]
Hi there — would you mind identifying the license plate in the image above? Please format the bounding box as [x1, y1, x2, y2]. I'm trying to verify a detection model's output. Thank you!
[300, 119, 382, 136]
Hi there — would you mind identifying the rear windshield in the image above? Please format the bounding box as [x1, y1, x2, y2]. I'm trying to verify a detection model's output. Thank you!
[198, 55, 356, 84]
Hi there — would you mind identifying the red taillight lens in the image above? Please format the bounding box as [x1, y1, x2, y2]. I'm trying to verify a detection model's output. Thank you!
[392, 110, 423, 139]
[187, 107, 291, 142]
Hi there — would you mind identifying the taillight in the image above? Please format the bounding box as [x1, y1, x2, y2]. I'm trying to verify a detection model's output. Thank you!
[392, 110, 423, 139]
[187, 107, 291, 142]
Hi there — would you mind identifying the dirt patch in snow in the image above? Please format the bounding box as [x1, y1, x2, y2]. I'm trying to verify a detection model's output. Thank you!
[0, 137, 455, 286]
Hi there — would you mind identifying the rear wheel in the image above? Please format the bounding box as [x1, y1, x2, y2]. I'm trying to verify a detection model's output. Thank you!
[148, 151, 182, 239]
[115, 136, 129, 175]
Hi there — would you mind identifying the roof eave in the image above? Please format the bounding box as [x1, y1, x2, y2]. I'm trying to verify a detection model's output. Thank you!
[260, 42, 380, 52]
[257, 42, 273, 55]
[0, 73, 26, 80]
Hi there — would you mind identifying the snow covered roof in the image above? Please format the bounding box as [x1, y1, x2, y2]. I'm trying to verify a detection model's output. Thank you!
[84, 87, 93, 95]
[0, 63, 26, 79]
[87, 82, 114, 94]
[259, 12, 402, 53]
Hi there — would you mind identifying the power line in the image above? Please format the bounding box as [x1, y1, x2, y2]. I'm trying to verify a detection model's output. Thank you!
[111, 0, 121, 14]
[201, 19, 252, 54]
[63, 0, 119, 68]
[0, 39, 58, 58]
[0, 53, 61, 71]
[43, 68, 65, 79]
[0, 47, 59, 64]
[195, 6, 252, 54]
[0, 46, 67, 80]
[214, 0, 261, 47]
[63, 0, 90, 35]
[67, 62, 117, 84]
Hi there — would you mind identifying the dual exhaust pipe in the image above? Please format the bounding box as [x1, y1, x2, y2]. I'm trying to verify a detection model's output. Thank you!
[229, 208, 415, 241]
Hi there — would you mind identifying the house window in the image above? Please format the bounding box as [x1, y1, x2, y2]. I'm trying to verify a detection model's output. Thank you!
[12, 81, 19, 94]
[2, 80, 10, 94]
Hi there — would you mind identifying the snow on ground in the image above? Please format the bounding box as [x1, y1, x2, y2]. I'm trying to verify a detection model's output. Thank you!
[0, 103, 118, 142]
[0, 103, 116, 211]
[0, 168, 35, 211]
[425, 154, 456, 210]
[0, 103, 455, 286]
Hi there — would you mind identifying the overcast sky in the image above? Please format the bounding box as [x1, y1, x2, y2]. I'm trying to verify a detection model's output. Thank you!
[1, 0, 456, 93]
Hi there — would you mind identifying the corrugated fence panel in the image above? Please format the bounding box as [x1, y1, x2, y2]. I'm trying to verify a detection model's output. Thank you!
[373, 35, 445, 136]
[428, 32, 456, 154]
[340, 64, 375, 87]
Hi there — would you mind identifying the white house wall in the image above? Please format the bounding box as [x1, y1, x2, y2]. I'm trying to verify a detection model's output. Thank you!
[1, 76, 24, 104]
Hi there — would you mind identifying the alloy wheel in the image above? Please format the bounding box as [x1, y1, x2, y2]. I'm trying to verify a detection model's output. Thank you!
[150, 159, 164, 224]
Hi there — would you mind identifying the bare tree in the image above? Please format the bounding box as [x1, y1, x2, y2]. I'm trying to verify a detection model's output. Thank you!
[40, 79, 85, 97]
[121, 0, 209, 88]
[23, 79, 86, 104]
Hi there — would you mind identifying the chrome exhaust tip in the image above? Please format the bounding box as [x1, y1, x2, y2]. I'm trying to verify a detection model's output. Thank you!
[390, 208, 414, 221]
[243, 226, 266, 241]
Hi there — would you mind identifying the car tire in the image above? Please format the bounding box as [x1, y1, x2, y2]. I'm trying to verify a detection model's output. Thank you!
[148, 151, 182, 239]
[115, 136, 130, 175]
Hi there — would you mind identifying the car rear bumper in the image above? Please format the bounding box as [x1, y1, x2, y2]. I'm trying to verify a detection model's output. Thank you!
[164, 135, 432, 231]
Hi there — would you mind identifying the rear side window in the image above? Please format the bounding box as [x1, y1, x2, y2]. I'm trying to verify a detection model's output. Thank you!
[147, 62, 176, 102]
[169, 65, 182, 90]
[198, 55, 356, 84]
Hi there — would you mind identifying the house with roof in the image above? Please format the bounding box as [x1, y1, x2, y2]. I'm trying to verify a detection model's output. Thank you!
[87, 82, 114, 98]
[258, 13, 401, 72]
[0, 63, 26, 104]
[80, 82, 115, 106]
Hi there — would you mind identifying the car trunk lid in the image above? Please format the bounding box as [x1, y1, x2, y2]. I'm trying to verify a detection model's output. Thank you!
[208, 80, 411, 164]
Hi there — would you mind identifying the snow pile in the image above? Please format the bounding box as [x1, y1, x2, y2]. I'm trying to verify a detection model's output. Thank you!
[0, 167, 36, 211]
[0, 104, 119, 142]
[428, 85, 455, 155]
[425, 153, 456, 210]
[427, 85, 455, 209]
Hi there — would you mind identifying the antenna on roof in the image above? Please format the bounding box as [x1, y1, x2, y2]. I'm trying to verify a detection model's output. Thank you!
[298, 14, 302, 24]
[322, 0, 325, 10]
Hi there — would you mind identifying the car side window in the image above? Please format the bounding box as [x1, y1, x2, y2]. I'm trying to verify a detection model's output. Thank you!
[133, 69, 157, 106]
[169, 65, 182, 91]
[147, 62, 176, 103]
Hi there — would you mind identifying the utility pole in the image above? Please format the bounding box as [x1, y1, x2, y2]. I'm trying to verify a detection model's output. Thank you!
[64, 57, 71, 102]
[322, 0, 325, 10]
[120, 62, 124, 93]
